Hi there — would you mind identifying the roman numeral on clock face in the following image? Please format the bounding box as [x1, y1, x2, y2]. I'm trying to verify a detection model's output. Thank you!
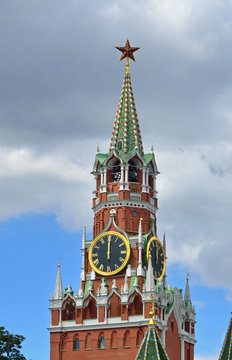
[89, 231, 130, 276]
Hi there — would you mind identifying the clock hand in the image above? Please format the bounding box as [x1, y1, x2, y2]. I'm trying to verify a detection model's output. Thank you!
[107, 235, 111, 260]
[156, 244, 159, 264]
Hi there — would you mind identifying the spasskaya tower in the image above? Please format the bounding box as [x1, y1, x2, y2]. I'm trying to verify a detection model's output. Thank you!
[49, 40, 196, 360]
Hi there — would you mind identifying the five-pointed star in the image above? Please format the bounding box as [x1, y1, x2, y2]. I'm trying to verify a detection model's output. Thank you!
[116, 39, 140, 61]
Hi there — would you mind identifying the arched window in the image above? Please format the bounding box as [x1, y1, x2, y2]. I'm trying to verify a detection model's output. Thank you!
[110, 331, 118, 348]
[136, 329, 144, 347]
[171, 318, 174, 333]
[123, 330, 131, 348]
[128, 160, 138, 182]
[98, 332, 105, 349]
[73, 337, 80, 350]
[185, 321, 190, 332]
[110, 159, 121, 182]
[85, 332, 92, 350]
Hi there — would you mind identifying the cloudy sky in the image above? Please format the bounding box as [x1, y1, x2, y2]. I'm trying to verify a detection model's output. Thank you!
[0, 0, 232, 359]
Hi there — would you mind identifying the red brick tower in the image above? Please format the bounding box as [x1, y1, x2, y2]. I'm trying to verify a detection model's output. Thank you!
[49, 40, 196, 360]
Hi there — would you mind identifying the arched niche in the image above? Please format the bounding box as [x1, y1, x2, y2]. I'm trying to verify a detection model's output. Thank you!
[83, 296, 97, 320]
[128, 293, 143, 316]
[110, 331, 118, 348]
[85, 332, 92, 350]
[108, 294, 121, 317]
[123, 330, 131, 348]
[61, 299, 75, 321]
[136, 329, 144, 347]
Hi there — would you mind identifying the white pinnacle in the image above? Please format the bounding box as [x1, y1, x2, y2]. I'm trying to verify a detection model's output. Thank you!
[184, 274, 191, 302]
[54, 262, 63, 300]
[145, 255, 155, 292]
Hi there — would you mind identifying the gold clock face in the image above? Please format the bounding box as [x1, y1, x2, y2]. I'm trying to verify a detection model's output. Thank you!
[146, 236, 166, 280]
[89, 231, 130, 276]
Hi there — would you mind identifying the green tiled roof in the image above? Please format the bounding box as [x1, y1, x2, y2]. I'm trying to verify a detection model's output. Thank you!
[219, 317, 232, 360]
[109, 71, 144, 155]
[96, 153, 108, 166]
[129, 276, 136, 292]
[136, 326, 169, 360]
[144, 153, 153, 165]
[84, 280, 90, 296]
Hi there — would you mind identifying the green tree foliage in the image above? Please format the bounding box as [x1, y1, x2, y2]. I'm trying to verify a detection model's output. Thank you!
[0, 327, 26, 360]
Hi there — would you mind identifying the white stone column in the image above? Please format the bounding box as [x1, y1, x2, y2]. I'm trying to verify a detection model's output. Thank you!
[152, 175, 157, 197]
[137, 219, 145, 277]
[101, 168, 107, 192]
[142, 167, 146, 192]
[94, 174, 98, 195]
[145, 169, 150, 192]
[59, 308, 62, 326]
[161, 330, 165, 347]
[181, 337, 185, 360]
[125, 165, 129, 190]
[120, 164, 125, 191]
[100, 168, 103, 193]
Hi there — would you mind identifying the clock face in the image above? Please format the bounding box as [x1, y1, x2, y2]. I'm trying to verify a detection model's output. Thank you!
[146, 236, 165, 280]
[89, 231, 130, 276]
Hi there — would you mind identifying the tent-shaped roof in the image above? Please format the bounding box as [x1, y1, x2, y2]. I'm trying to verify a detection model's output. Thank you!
[136, 294, 169, 360]
[109, 59, 144, 155]
[219, 316, 232, 360]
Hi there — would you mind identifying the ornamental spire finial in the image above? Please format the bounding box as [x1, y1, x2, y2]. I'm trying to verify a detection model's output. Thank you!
[149, 292, 155, 325]
[116, 39, 140, 75]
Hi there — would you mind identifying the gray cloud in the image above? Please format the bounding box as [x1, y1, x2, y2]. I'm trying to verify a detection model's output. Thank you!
[0, 0, 232, 294]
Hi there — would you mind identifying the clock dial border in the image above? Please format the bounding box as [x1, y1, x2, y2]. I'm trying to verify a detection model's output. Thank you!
[146, 236, 166, 280]
[89, 231, 130, 276]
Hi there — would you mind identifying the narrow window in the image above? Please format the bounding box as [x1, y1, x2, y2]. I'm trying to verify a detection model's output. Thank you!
[99, 336, 105, 349]
[171, 318, 174, 333]
[74, 338, 80, 350]
[118, 140, 122, 150]
[123, 330, 131, 348]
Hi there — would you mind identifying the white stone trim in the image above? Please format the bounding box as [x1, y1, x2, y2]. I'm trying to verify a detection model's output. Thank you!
[93, 199, 157, 214]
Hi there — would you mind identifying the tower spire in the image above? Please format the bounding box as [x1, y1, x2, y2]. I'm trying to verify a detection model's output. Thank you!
[184, 273, 191, 302]
[219, 314, 232, 359]
[53, 260, 63, 300]
[110, 40, 143, 154]
[136, 293, 170, 360]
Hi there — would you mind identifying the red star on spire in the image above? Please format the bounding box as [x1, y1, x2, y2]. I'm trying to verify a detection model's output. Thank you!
[116, 39, 140, 61]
